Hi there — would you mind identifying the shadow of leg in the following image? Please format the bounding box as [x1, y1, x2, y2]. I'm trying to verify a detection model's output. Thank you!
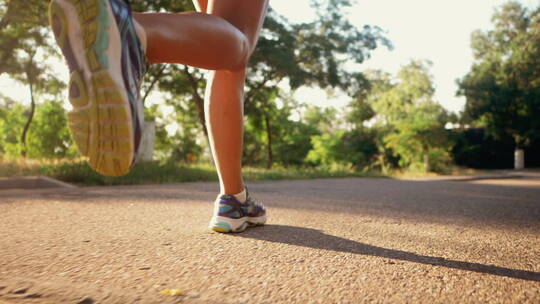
[236, 225, 540, 282]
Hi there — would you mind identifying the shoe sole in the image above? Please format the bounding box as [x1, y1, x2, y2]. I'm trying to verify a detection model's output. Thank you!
[49, 0, 135, 177]
[209, 215, 267, 233]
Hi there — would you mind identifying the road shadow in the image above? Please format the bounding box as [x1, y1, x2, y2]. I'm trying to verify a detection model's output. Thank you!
[237, 225, 540, 282]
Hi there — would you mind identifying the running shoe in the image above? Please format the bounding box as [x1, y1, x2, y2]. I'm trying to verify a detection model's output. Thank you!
[209, 189, 267, 233]
[48, 0, 146, 176]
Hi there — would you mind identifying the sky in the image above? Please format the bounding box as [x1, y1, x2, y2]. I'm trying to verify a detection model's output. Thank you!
[1, 0, 538, 114]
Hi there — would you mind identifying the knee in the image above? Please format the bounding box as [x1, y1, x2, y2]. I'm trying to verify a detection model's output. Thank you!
[228, 34, 250, 71]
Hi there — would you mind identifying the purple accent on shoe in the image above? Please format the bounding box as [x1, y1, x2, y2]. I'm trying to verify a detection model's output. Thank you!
[109, 0, 147, 159]
[216, 191, 266, 220]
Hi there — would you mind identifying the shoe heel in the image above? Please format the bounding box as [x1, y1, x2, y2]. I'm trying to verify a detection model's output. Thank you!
[67, 70, 91, 156]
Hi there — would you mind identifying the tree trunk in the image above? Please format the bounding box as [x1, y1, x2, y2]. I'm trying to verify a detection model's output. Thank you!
[193, 98, 208, 138]
[141, 64, 167, 106]
[423, 149, 430, 172]
[264, 112, 273, 169]
[21, 80, 35, 157]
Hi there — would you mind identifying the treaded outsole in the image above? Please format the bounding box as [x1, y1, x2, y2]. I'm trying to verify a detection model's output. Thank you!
[49, 0, 135, 177]
[210, 220, 265, 233]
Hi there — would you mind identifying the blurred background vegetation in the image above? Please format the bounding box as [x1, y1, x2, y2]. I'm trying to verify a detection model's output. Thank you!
[0, 0, 539, 185]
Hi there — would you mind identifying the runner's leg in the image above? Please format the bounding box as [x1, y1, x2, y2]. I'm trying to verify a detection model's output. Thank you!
[135, 0, 269, 195]
[198, 0, 269, 195]
[133, 10, 248, 70]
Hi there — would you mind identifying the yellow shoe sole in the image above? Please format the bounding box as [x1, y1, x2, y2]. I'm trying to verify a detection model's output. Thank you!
[49, 0, 135, 177]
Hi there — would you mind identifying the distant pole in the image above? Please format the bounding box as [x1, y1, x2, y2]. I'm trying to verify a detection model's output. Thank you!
[136, 121, 155, 163]
[514, 148, 524, 170]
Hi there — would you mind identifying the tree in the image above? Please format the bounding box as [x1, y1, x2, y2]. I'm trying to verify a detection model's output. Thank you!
[357, 61, 451, 172]
[1, 0, 65, 157]
[369, 61, 435, 124]
[144, 97, 205, 163]
[384, 101, 451, 172]
[245, 0, 389, 167]
[458, 1, 540, 168]
[0, 98, 26, 157]
[306, 130, 347, 167]
[26, 100, 74, 159]
[0, 0, 50, 76]
[303, 106, 339, 134]
[0, 97, 74, 159]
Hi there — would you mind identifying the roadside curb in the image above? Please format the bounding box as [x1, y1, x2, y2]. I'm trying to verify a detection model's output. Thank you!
[0, 176, 76, 190]
[399, 170, 540, 182]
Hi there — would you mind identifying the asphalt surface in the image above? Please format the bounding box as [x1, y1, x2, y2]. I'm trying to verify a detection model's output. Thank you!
[0, 176, 539, 303]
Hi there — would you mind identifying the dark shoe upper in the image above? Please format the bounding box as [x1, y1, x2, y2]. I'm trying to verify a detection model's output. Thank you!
[109, 0, 147, 157]
[217, 192, 266, 219]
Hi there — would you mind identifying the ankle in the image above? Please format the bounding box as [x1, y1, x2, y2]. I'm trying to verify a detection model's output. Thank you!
[233, 189, 247, 203]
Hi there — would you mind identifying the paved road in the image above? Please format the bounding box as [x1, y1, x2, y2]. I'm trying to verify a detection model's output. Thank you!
[0, 177, 539, 303]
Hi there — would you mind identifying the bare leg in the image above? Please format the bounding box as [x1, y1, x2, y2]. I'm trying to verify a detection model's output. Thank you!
[133, 12, 248, 71]
[135, 1, 268, 195]
[199, 0, 268, 195]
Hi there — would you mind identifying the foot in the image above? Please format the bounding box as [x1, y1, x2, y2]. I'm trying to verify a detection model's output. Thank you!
[48, 0, 147, 176]
[209, 189, 267, 233]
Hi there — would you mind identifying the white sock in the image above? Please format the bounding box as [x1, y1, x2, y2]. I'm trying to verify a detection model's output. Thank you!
[232, 189, 247, 203]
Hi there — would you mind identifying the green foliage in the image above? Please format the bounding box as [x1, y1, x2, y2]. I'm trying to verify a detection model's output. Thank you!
[0, 0, 51, 76]
[39, 161, 218, 186]
[346, 98, 375, 127]
[306, 131, 347, 167]
[368, 61, 435, 123]
[273, 121, 317, 167]
[245, 0, 390, 168]
[384, 101, 451, 171]
[26, 100, 75, 159]
[305, 127, 378, 171]
[355, 61, 453, 172]
[1, 158, 384, 185]
[341, 127, 379, 170]
[0, 99, 25, 156]
[1, 0, 66, 158]
[0, 0, 63, 95]
[458, 1, 540, 147]
[303, 106, 338, 133]
[0, 99, 75, 159]
[145, 99, 205, 163]
[246, 94, 319, 167]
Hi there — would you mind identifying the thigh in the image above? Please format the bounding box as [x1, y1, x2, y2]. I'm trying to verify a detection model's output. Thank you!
[207, 0, 269, 53]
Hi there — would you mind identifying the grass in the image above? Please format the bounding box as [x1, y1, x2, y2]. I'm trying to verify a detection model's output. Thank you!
[39, 161, 219, 186]
[0, 158, 46, 177]
[388, 165, 496, 179]
[0, 158, 385, 186]
[1, 158, 504, 187]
